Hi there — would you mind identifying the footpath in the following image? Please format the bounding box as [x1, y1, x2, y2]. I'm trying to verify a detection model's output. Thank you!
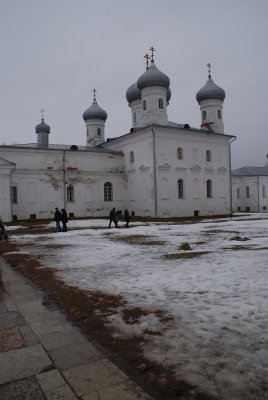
[0, 257, 153, 400]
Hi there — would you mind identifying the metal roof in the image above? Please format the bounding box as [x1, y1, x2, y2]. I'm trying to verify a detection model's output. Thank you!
[232, 166, 268, 176]
[0, 143, 122, 155]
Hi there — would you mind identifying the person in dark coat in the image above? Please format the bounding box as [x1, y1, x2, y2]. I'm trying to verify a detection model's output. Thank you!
[54, 207, 62, 232]
[108, 208, 118, 228]
[0, 217, 8, 241]
[61, 209, 68, 232]
[124, 209, 130, 228]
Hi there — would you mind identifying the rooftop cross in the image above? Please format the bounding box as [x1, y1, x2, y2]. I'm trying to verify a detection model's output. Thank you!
[92, 88, 97, 102]
[41, 108, 45, 121]
[144, 53, 150, 70]
[149, 46, 155, 62]
[207, 62, 211, 78]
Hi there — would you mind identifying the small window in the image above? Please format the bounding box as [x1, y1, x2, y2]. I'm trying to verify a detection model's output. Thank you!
[159, 98, 164, 109]
[237, 188, 240, 199]
[130, 151, 134, 163]
[202, 110, 207, 121]
[246, 186, 250, 198]
[133, 112, 136, 124]
[262, 185, 266, 198]
[206, 150, 211, 162]
[143, 100, 146, 111]
[97, 128, 101, 136]
[178, 179, 184, 199]
[177, 147, 183, 160]
[11, 186, 18, 203]
[67, 185, 74, 202]
[104, 182, 113, 202]
[207, 179, 212, 198]
[218, 109, 222, 119]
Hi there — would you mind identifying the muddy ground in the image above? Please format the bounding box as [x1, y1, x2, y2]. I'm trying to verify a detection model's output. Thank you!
[0, 219, 231, 400]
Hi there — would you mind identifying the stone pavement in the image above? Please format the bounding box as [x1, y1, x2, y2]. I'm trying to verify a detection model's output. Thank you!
[0, 257, 153, 400]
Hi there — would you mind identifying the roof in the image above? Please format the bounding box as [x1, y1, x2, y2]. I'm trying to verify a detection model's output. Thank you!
[232, 166, 268, 176]
[0, 143, 122, 155]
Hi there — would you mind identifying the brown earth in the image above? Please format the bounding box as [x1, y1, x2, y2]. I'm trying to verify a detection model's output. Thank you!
[0, 222, 220, 400]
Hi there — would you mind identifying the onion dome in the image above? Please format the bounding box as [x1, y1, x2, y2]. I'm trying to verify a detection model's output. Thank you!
[126, 82, 141, 104]
[35, 118, 50, 133]
[196, 76, 225, 103]
[137, 62, 170, 91]
[83, 100, 107, 121]
[167, 87, 172, 103]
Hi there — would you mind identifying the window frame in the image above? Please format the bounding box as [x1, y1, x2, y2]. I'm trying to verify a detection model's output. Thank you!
[177, 147, 183, 160]
[11, 186, 18, 204]
[143, 100, 146, 111]
[159, 98, 164, 109]
[206, 150, 211, 162]
[67, 184, 74, 202]
[207, 179, 212, 198]
[178, 179, 184, 199]
[104, 182, 113, 202]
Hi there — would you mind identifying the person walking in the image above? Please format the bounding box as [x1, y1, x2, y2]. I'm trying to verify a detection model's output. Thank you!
[61, 209, 68, 232]
[124, 209, 130, 228]
[0, 217, 8, 241]
[108, 208, 118, 228]
[54, 207, 62, 232]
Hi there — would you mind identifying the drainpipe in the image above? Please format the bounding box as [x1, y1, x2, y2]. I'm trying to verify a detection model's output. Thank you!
[151, 128, 158, 217]
[229, 136, 236, 215]
[62, 150, 67, 209]
[9, 163, 16, 222]
[257, 175, 260, 212]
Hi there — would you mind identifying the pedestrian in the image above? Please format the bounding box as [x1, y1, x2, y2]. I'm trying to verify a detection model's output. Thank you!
[54, 207, 62, 232]
[124, 209, 130, 228]
[108, 207, 118, 228]
[61, 209, 68, 232]
[0, 217, 8, 241]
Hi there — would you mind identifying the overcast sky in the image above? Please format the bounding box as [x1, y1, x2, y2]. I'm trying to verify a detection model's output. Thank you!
[1, 0, 267, 169]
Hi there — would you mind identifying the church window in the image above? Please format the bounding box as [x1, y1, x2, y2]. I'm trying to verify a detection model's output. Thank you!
[237, 188, 240, 199]
[206, 150, 211, 162]
[143, 100, 146, 111]
[207, 179, 212, 198]
[178, 179, 184, 198]
[67, 185, 74, 202]
[104, 182, 113, 201]
[246, 186, 250, 198]
[262, 185, 266, 198]
[133, 112, 136, 124]
[202, 110, 207, 121]
[130, 151, 134, 163]
[87, 128, 89, 137]
[159, 98, 164, 109]
[177, 147, 183, 160]
[11, 186, 17, 203]
[218, 109, 222, 119]
[97, 128, 101, 136]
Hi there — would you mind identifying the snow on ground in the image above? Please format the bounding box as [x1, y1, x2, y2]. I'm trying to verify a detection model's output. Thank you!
[11, 214, 268, 399]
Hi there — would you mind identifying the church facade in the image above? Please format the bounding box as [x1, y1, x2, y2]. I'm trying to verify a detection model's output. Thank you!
[0, 51, 236, 222]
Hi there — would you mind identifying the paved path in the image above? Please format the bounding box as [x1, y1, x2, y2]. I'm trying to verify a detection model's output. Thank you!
[0, 257, 153, 400]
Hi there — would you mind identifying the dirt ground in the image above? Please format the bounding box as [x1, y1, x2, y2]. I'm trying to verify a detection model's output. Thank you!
[0, 221, 222, 400]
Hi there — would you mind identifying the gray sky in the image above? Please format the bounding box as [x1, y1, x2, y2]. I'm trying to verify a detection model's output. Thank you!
[1, 0, 268, 169]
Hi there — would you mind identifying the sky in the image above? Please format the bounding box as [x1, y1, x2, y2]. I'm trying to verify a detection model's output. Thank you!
[8, 214, 268, 399]
[1, 0, 268, 169]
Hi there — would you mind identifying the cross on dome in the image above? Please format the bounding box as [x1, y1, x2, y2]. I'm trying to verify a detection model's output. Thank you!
[41, 108, 45, 121]
[144, 53, 150, 70]
[92, 88, 97, 102]
[149, 46, 155, 62]
[207, 63, 212, 78]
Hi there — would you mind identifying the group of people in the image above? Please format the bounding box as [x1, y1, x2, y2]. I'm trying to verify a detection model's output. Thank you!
[109, 208, 130, 228]
[0, 216, 8, 241]
[54, 208, 68, 232]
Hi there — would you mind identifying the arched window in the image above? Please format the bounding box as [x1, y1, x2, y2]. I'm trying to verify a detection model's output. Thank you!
[206, 150, 211, 162]
[246, 186, 250, 198]
[177, 147, 183, 160]
[129, 151, 134, 163]
[143, 100, 146, 111]
[67, 185, 74, 202]
[97, 128, 101, 136]
[178, 179, 184, 199]
[159, 98, 164, 109]
[133, 112, 136, 124]
[262, 185, 266, 198]
[104, 182, 113, 202]
[207, 179, 212, 198]
[202, 110, 207, 121]
[218, 109, 222, 119]
[237, 188, 240, 199]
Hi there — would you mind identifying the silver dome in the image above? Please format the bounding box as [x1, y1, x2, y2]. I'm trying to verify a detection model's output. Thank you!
[83, 101, 107, 121]
[137, 62, 170, 91]
[196, 77, 225, 103]
[35, 119, 50, 133]
[126, 82, 141, 104]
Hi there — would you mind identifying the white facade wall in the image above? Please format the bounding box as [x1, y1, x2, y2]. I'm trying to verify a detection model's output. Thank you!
[232, 176, 268, 213]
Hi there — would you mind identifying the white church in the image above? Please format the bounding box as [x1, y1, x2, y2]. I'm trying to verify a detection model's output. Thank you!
[2, 47, 261, 223]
